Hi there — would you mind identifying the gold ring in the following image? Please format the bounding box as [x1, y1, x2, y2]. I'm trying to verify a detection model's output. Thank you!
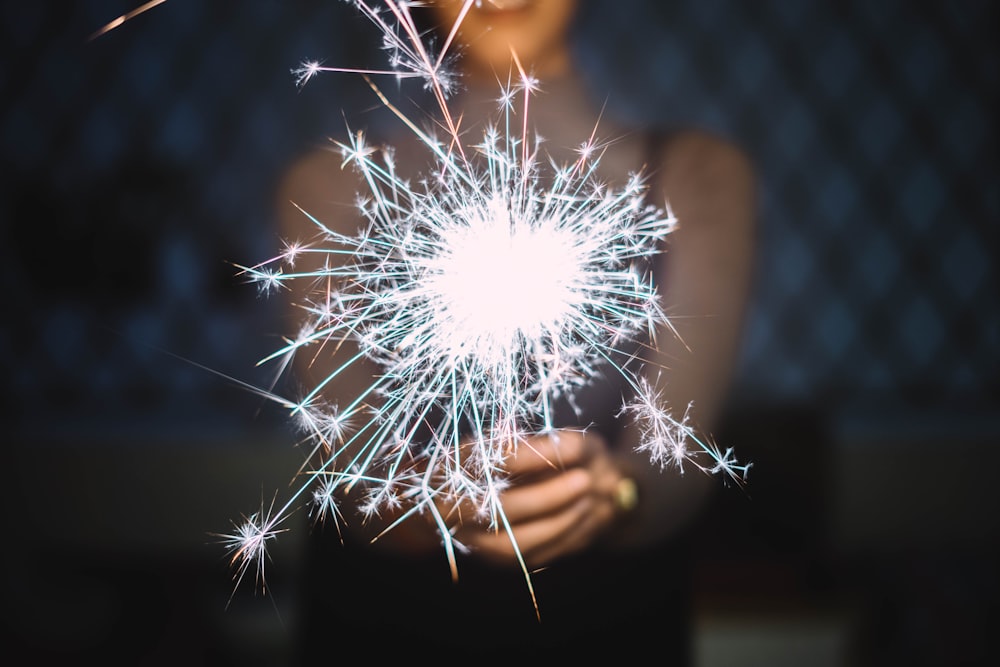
[613, 477, 638, 513]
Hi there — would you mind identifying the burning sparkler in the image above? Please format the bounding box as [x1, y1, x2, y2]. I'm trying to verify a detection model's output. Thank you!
[221, 0, 750, 607]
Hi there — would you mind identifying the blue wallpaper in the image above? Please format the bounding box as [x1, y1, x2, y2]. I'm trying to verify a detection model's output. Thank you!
[2, 0, 997, 441]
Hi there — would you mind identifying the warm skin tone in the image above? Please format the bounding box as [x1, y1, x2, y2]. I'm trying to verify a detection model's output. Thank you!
[278, 0, 756, 570]
[430, 0, 577, 81]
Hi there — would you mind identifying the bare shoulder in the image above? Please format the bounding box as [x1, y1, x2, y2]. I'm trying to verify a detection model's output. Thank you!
[278, 146, 333, 200]
[654, 129, 756, 236]
[659, 129, 755, 188]
[276, 145, 363, 241]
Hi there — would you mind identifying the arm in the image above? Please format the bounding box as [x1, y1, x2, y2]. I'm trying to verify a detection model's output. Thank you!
[609, 129, 758, 549]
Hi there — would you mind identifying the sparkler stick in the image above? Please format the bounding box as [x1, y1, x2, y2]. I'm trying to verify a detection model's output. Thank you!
[220, 0, 751, 611]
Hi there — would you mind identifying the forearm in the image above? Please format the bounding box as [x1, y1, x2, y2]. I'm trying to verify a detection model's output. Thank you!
[602, 130, 757, 551]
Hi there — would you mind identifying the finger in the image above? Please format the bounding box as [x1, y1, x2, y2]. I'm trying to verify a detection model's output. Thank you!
[505, 429, 590, 476]
[497, 467, 591, 523]
[526, 494, 617, 566]
[466, 495, 596, 564]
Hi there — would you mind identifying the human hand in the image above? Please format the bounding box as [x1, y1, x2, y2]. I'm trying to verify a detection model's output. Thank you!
[450, 429, 633, 569]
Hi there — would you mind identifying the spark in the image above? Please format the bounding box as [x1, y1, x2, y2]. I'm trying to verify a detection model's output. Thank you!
[90, 0, 168, 41]
[221, 0, 749, 608]
[621, 375, 695, 474]
[310, 476, 346, 530]
[214, 496, 288, 604]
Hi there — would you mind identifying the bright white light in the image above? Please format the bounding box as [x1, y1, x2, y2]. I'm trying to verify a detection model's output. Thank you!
[423, 197, 582, 367]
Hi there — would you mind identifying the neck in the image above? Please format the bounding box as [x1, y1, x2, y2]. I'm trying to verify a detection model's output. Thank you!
[463, 44, 574, 83]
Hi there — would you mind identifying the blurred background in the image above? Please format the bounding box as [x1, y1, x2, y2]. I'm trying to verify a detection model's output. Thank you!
[2, 1, 997, 665]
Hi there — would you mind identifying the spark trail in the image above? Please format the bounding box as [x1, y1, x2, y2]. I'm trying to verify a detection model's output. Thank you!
[227, 0, 750, 610]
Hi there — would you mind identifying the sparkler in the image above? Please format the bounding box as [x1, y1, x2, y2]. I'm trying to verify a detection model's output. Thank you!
[221, 0, 750, 609]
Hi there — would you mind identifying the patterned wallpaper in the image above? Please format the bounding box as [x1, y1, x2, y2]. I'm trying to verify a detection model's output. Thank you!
[2, 0, 997, 441]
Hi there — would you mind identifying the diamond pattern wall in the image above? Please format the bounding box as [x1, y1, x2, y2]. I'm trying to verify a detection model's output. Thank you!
[1, 0, 997, 441]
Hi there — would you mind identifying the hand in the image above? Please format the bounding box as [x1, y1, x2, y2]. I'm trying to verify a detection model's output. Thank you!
[451, 428, 630, 569]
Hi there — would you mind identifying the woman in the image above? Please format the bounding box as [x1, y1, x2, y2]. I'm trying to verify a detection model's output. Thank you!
[281, 0, 755, 660]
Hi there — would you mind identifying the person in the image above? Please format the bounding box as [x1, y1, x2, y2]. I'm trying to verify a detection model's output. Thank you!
[278, 0, 755, 661]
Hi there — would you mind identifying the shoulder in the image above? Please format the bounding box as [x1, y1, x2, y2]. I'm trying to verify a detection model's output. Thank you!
[657, 129, 755, 190]
[277, 145, 351, 207]
[640, 128, 758, 250]
[653, 129, 756, 223]
[276, 145, 364, 240]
